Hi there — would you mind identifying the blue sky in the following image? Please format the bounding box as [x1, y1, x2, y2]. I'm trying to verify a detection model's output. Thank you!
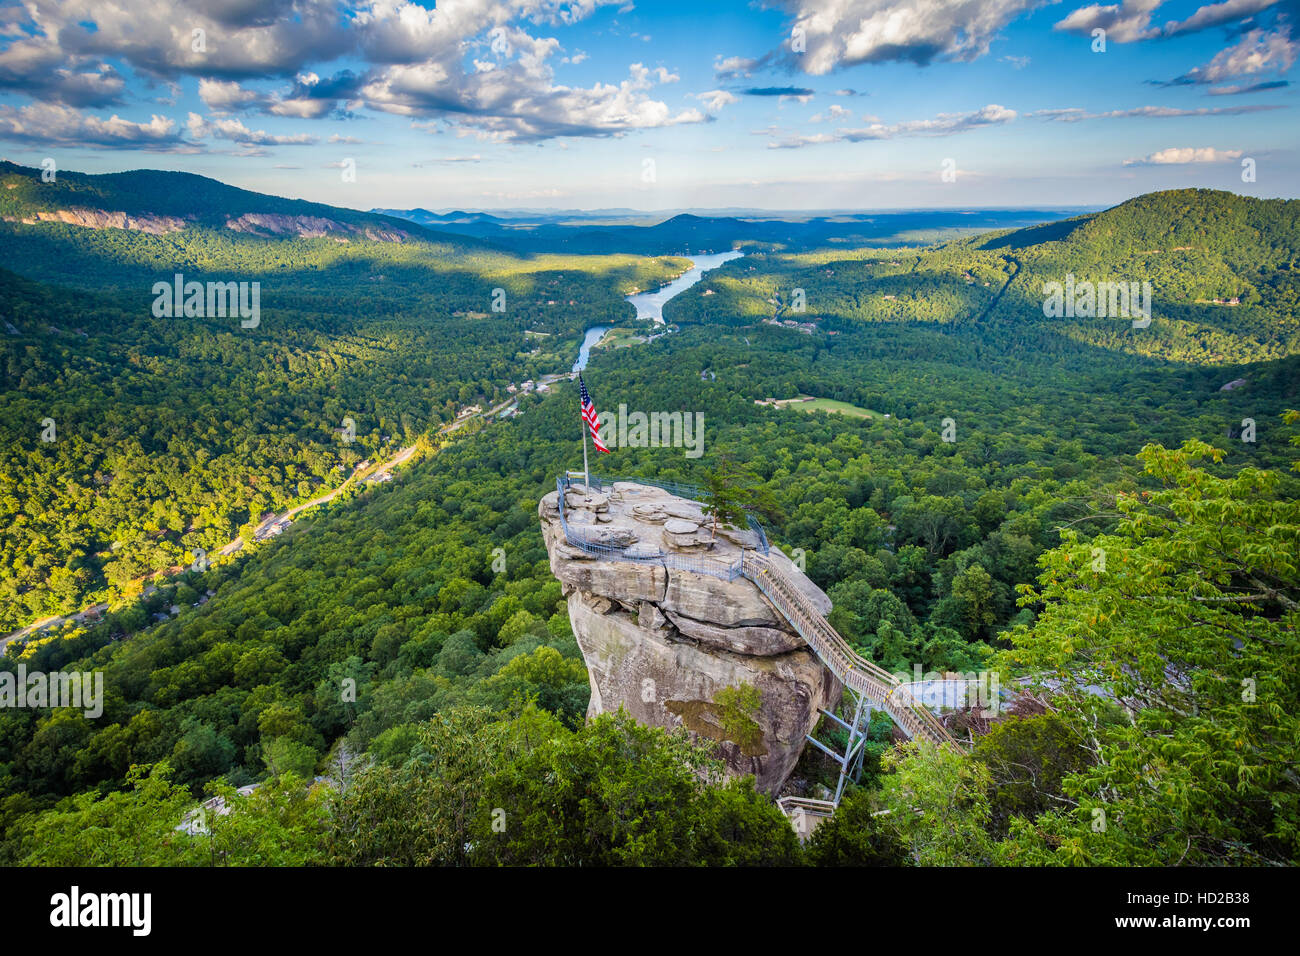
[0, 0, 1295, 210]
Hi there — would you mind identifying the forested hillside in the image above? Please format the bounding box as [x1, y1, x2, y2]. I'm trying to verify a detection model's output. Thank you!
[0, 160, 688, 629]
[1, 178, 1296, 866]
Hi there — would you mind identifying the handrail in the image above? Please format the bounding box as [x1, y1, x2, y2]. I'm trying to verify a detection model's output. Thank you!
[777, 796, 837, 816]
[742, 552, 955, 747]
[560, 474, 769, 556]
[551, 474, 957, 748]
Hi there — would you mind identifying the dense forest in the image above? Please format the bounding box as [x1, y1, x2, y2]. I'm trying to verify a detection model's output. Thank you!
[0, 166, 687, 628]
[1, 172, 1296, 866]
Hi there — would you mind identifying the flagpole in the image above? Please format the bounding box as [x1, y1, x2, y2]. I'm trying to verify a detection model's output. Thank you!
[578, 377, 590, 492]
[582, 412, 590, 491]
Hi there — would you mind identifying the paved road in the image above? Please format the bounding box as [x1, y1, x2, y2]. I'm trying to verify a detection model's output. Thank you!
[2, 443, 422, 648]
[5, 346, 583, 648]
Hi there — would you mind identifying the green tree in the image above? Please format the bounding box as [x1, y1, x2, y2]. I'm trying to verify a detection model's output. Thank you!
[999, 438, 1299, 865]
[878, 740, 995, 866]
[698, 453, 780, 543]
[804, 787, 909, 866]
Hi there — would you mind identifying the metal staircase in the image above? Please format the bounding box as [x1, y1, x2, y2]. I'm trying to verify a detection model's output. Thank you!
[740, 552, 954, 747]
[554, 474, 958, 817]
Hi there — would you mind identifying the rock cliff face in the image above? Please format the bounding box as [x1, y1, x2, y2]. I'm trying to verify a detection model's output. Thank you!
[224, 213, 410, 242]
[3, 207, 190, 233]
[1, 207, 410, 242]
[539, 480, 840, 794]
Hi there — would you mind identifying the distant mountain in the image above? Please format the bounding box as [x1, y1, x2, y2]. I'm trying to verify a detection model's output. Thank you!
[371, 204, 1082, 254]
[983, 189, 1300, 260]
[0, 161, 473, 245]
[372, 207, 507, 227]
[977, 189, 1300, 313]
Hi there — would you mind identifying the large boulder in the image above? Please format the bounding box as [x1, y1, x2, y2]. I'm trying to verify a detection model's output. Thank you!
[539, 483, 840, 794]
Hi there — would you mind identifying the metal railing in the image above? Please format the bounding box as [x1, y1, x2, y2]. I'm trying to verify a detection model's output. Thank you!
[552, 473, 956, 749]
[555, 473, 768, 572]
[564, 473, 769, 555]
[741, 552, 955, 747]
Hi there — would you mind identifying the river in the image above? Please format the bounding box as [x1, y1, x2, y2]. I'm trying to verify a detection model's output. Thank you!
[626, 250, 744, 324]
[573, 250, 744, 373]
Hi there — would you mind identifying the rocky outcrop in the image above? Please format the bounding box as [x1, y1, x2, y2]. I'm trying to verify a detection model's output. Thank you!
[2, 207, 410, 242]
[224, 213, 410, 242]
[6, 208, 190, 234]
[539, 480, 840, 794]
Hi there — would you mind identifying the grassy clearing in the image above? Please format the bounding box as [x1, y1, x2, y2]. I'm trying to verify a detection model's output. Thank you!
[777, 395, 881, 419]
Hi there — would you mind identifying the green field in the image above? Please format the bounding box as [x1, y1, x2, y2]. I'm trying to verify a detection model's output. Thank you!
[780, 396, 881, 419]
[596, 326, 650, 349]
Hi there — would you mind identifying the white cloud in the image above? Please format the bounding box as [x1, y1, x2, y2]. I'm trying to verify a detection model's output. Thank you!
[1172, 26, 1297, 84]
[361, 56, 703, 141]
[0, 0, 700, 146]
[1054, 0, 1164, 42]
[1032, 103, 1283, 120]
[691, 89, 739, 111]
[770, 0, 1047, 74]
[810, 104, 852, 121]
[1162, 0, 1281, 37]
[1123, 146, 1244, 165]
[413, 154, 483, 164]
[768, 103, 1016, 148]
[187, 112, 317, 146]
[0, 102, 189, 149]
[198, 79, 264, 113]
[713, 55, 758, 79]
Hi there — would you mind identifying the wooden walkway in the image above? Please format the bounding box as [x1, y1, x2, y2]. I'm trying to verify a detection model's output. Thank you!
[740, 552, 955, 747]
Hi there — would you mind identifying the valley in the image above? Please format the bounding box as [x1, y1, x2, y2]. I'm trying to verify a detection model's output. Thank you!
[0, 164, 1296, 870]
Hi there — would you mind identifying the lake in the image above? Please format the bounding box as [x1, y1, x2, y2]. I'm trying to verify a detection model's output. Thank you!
[573, 250, 744, 373]
[573, 325, 609, 373]
[625, 250, 744, 324]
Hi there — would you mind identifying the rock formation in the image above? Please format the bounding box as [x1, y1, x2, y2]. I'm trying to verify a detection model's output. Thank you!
[539, 480, 840, 794]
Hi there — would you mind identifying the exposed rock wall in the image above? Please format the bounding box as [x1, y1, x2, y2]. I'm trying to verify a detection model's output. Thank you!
[539, 481, 840, 794]
[8, 208, 190, 233]
[2, 207, 410, 241]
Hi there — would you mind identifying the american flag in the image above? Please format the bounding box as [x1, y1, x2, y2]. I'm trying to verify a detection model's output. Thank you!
[579, 374, 610, 453]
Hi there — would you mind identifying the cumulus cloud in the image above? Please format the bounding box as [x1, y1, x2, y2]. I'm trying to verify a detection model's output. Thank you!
[0, 0, 706, 146]
[187, 112, 318, 146]
[0, 102, 191, 150]
[768, 0, 1048, 74]
[40, 0, 352, 79]
[1054, 0, 1286, 42]
[713, 55, 760, 79]
[198, 78, 264, 112]
[1161, 0, 1282, 37]
[810, 104, 853, 121]
[691, 89, 739, 111]
[360, 56, 703, 141]
[1053, 0, 1164, 42]
[1123, 146, 1244, 164]
[1165, 26, 1297, 84]
[767, 103, 1015, 148]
